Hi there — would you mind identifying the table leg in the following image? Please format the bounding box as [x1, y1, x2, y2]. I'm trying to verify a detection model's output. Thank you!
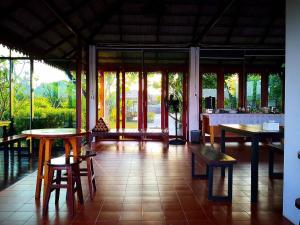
[68, 137, 78, 157]
[251, 135, 259, 203]
[35, 139, 45, 199]
[221, 129, 226, 177]
[64, 141, 71, 157]
[42, 139, 53, 205]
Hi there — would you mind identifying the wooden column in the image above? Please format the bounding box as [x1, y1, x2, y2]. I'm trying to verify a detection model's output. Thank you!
[138, 70, 143, 130]
[143, 71, 147, 129]
[261, 72, 268, 107]
[98, 71, 104, 119]
[76, 47, 82, 130]
[238, 67, 245, 107]
[161, 70, 167, 129]
[183, 71, 188, 139]
[121, 69, 125, 129]
[116, 69, 120, 129]
[217, 68, 224, 108]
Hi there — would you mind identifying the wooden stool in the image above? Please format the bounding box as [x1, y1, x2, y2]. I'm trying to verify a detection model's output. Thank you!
[43, 156, 83, 216]
[75, 146, 97, 199]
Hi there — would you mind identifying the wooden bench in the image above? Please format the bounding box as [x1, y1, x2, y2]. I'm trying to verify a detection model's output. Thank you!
[189, 145, 237, 202]
[90, 128, 169, 148]
[266, 143, 284, 179]
[0, 134, 30, 158]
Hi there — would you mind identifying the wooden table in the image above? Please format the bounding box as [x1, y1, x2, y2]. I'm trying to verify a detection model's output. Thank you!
[219, 124, 283, 203]
[22, 128, 88, 204]
[0, 121, 11, 138]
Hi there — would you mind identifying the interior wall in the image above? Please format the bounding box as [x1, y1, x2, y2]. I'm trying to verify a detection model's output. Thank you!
[188, 47, 200, 141]
[283, 0, 300, 223]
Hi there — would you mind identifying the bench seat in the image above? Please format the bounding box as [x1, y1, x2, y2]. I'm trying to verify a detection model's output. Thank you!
[0, 134, 30, 157]
[189, 145, 236, 202]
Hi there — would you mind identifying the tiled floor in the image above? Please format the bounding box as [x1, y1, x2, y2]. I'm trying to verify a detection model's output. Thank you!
[0, 141, 293, 225]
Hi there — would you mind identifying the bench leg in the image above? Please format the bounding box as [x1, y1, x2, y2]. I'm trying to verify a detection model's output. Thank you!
[268, 149, 283, 179]
[208, 166, 214, 200]
[208, 165, 233, 202]
[191, 153, 208, 179]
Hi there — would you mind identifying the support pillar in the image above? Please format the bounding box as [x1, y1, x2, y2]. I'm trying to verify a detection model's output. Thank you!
[88, 45, 97, 131]
[284, 1, 300, 223]
[188, 47, 200, 141]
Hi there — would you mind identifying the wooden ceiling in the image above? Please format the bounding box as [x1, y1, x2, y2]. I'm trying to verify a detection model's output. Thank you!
[0, 0, 285, 60]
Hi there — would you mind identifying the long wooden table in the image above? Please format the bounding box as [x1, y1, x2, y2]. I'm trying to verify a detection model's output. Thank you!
[22, 128, 88, 205]
[202, 114, 284, 144]
[219, 124, 283, 203]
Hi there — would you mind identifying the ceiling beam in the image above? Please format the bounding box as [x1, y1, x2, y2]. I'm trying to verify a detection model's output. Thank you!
[225, 1, 240, 44]
[191, 3, 201, 43]
[88, 0, 125, 42]
[0, 0, 29, 20]
[23, 0, 92, 46]
[41, 0, 87, 44]
[43, 0, 123, 54]
[192, 0, 236, 45]
[258, 1, 284, 44]
[118, 12, 123, 42]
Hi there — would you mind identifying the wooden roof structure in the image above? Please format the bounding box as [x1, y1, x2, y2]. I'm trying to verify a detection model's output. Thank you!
[0, 0, 285, 63]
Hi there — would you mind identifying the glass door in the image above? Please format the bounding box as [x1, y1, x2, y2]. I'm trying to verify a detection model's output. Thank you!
[125, 72, 139, 129]
[168, 72, 184, 136]
[146, 72, 162, 129]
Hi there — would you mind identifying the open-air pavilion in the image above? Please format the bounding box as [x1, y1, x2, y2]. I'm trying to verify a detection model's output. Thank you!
[0, 0, 300, 224]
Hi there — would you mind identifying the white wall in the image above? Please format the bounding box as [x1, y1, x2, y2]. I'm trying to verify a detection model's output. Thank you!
[283, 1, 300, 223]
[188, 47, 200, 141]
[88, 45, 97, 131]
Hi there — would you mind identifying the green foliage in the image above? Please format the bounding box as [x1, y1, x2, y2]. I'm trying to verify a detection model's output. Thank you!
[269, 74, 283, 112]
[0, 59, 10, 120]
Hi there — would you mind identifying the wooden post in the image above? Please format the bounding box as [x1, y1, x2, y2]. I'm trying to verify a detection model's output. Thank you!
[261, 71, 268, 107]
[76, 47, 82, 130]
[138, 70, 143, 130]
[217, 68, 224, 108]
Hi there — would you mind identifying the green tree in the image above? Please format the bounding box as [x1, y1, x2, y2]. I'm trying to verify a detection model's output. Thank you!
[0, 59, 10, 120]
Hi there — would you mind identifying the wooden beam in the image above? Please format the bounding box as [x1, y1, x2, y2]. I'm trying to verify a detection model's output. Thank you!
[24, 5, 77, 50]
[193, 0, 236, 45]
[41, 0, 86, 44]
[191, 3, 201, 43]
[259, 1, 284, 44]
[0, 1, 29, 20]
[225, 1, 240, 44]
[24, 0, 92, 46]
[88, 0, 125, 42]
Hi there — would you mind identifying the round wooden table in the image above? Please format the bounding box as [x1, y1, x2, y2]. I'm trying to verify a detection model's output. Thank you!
[22, 128, 89, 203]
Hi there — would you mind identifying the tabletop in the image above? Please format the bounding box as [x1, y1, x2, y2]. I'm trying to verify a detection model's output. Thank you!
[22, 128, 88, 138]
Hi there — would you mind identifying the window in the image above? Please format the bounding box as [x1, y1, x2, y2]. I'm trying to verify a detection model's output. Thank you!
[268, 73, 283, 112]
[147, 72, 162, 129]
[32, 61, 76, 129]
[168, 72, 183, 135]
[202, 73, 217, 111]
[224, 73, 239, 109]
[246, 73, 261, 110]
[11, 60, 31, 133]
[125, 72, 139, 129]
[0, 59, 10, 120]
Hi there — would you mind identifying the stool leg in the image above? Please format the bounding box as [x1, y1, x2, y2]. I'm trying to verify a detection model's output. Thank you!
[74, 164, 84, 204]
[86, 158, 94, 199]
[43, 167, 54, 215]
[91, 158, 96, 191]
[55, 170, 61, 204]
[208, 166, 214, 200]
[228, 165, 233, 202]
[66, 167, 75, 216]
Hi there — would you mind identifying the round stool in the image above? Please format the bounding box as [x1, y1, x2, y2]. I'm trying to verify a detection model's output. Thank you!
[43, 156, 83, 216]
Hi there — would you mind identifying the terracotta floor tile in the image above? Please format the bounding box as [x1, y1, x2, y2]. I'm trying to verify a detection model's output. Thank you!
[0, 141, 292, 225]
